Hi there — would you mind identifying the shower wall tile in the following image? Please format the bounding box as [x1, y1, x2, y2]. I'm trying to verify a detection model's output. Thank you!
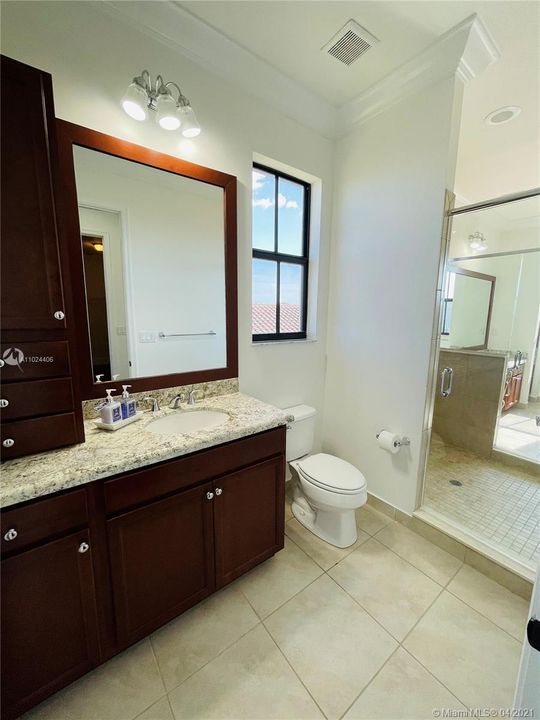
[432, 351, 505, 457]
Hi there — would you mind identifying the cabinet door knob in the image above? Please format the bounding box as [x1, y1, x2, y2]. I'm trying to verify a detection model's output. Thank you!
[0, 359, 4, 368]
[215, 487, 223, 496]
[0, 399, 8, 408]
[2, 438, 14, 448]
[3, 528, 17, 542]
[78, 542, 90, 554]
[206, 491, 214, 500]
[54, 310, 65, 320]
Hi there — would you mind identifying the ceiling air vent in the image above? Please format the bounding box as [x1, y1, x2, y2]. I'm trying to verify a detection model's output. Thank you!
[322, 20, 379, 67]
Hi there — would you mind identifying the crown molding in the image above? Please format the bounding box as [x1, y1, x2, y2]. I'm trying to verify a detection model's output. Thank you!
[97, 4, 498, 142]
[99, 0, 337, 138]
[456, 15, 500, 83]
[337, 14, 500, 137]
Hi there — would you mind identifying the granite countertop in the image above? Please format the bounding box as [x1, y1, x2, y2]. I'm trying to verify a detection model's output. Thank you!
[0, 393, 290, 509]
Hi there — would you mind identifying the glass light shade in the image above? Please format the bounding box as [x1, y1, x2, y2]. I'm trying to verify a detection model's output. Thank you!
[122, 82, 148, 121]
[155, 93, 181, 130]
[180, 106, 201, 138]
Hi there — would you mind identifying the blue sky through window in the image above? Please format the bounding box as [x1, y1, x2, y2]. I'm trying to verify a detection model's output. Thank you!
[252, 168, 305, 305]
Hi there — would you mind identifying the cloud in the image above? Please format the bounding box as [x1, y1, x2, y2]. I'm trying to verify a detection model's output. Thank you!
[278, 193, 299, 209]
[252, 197, 274, 209]
[252, 192, 299, 210]
[252, 170, 266, 191]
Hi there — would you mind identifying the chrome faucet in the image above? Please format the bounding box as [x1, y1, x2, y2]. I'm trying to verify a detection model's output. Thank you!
[169, 393, 185, 409]
[169, 390, 196, 409]
[143, 397, 160, 413]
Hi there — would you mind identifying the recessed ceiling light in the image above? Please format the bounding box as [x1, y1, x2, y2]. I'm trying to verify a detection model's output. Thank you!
[484, 106, 521, 126]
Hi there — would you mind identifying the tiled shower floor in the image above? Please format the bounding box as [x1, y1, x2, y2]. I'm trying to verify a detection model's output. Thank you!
[424, 434, 540, 566]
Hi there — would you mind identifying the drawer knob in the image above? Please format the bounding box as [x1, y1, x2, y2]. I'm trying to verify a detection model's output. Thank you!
[2, 438, 14, 448]
[78, 542, 90, 554]
[4, 528, 17, 542]
[54, 310, 65, 320]
[215, 487, 223, 496]
[0, 399, 8, 408]
[206, 491, 214, 501]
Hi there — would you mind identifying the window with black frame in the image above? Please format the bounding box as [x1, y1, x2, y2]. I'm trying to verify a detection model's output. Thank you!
[251, 163, 310, 341]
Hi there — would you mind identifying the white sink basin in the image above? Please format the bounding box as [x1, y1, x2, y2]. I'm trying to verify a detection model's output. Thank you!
[147, 410, 229, 435]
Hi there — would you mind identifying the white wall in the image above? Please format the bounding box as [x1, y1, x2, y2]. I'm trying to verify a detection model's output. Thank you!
[1, 1, 334, 445]
[74, 147, 226, 378]
[323, 77, 463, 514]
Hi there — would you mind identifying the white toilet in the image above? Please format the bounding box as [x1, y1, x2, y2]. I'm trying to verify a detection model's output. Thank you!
[285, 405, 367, 548]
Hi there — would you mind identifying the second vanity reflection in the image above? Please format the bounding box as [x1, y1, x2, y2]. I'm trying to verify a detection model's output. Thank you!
[73, 146, 226, 382]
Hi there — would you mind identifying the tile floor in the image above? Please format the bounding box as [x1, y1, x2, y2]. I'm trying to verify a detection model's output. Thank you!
[425, 434, 540, 566]
[21, 502, 529, 720]
[495, 402, 540, 464]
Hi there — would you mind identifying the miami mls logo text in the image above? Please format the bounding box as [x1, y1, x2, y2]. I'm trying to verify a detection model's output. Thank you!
[2, 347, 24, 372]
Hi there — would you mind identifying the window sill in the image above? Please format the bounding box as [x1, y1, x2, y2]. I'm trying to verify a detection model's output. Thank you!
[251, 337, 318, 346]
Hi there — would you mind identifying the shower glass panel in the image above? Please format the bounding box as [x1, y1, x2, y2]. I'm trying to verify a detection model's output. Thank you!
[422, 191, 540, 572]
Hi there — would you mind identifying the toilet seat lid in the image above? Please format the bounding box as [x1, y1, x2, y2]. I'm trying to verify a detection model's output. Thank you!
[296, 453, 366, 493]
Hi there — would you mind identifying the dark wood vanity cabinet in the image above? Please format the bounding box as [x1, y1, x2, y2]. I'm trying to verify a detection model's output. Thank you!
[1, 427, 286, 718]
[1, 488, 100, 718]
[108, 483, 216, 646]
[214, 457, 284, 588]
[1, 532, 100, 717]
[0, 56, 65, 332]
[503, 367, 523, 411]
[0, 56, 84, 459]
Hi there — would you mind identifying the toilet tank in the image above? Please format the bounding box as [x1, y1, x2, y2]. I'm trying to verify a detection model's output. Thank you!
[284, 405, 316, 461]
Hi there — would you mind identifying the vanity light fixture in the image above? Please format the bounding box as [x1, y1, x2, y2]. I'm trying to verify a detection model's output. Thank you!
[468, 231, 487, 251]
[121, 70, 201, 137]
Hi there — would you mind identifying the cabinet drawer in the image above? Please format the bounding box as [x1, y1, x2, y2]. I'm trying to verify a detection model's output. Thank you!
[104, 426, 286, 514]
[1, 412, 80, 460]
[0, 341, 71, 381]
[1, 488, 88, 555]
[0, 378, 74, 421]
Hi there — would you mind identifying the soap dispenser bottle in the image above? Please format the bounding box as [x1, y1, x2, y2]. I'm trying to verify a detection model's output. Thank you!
[121, 385, 137, 419]
[101, 389, 122, 424]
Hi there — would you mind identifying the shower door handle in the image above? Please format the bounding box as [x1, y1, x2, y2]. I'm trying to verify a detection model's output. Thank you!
[440, 367, 454, 398]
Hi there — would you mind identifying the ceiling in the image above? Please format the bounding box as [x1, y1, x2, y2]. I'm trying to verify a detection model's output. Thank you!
[181, 0, 540, 203]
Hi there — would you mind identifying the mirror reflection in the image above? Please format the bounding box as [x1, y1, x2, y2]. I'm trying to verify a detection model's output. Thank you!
[73, 146, 226, 383]
[441, 267, 495, 349]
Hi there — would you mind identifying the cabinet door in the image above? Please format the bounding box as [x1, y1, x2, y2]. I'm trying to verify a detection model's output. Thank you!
[107, 483, 215, 646]
[0, 56, 65, 331]
[1, 530, 99, 719]
[214, 456, 285, 588]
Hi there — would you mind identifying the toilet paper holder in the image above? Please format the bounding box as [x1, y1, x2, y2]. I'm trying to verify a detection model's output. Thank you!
[376, 432, 411, 448]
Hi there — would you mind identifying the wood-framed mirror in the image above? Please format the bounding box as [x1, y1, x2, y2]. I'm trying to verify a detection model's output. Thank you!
[55, 120, 238, 399]
[440, 265, 496, 350]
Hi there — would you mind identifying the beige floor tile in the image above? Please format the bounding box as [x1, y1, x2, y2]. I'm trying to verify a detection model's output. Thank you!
[167, 625, 323, 719]
[344, 648, 466, 719]
[236, 537, 323, 618]
[404, 591, 521, 708]
[22, 639, 165, 720]
[285, 518, 370, 570]
[376, 521, 462, 586]
[447, 565, 529, 641]
[355, 506, 392, 535]
[265, 574, 397, 719]
[136, 697, 174, 720]
[329, 538, 441, 641]
[151, 584, 259, 691]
